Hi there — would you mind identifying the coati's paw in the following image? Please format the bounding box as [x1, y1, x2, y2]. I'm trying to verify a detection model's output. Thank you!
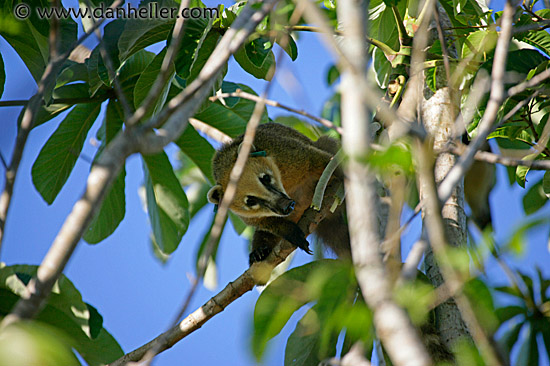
[249, 245, 273, 265]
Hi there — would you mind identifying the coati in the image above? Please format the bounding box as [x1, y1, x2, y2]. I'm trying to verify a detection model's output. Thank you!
[207, 122, 350, 264]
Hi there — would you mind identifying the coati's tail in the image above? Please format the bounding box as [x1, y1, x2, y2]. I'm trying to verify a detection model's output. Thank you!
[315, 208, 351, 258]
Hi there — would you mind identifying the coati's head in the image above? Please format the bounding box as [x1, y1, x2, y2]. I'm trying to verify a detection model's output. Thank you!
[207, 155, 296, 219]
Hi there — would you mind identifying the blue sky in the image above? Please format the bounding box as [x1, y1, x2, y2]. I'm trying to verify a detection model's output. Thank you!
[1, 0, 550, 365]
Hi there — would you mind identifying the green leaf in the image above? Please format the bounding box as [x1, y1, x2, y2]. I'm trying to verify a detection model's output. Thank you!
[234, 38, 276, 80]
[276, 33, 298, 61]
[55, 61, 89, 87]
[0, 264, 124, 365]
[326, 65, 339, 86]
[186, 28, 221, 85]
[515, 323, 539, 366]
[134, 47, 175, 118]
[175, 124, 215, 183]
[543, 171, 550, 198]
[95, 19, 125, 85]
[194, 82, 269, 138]
[366, 142, 413, 176]
[174, 17, 214, 81]
[0, 321, 80, 366]
[463, 279, 499, 333]
[0, 52, 5, 98]
[461, 30, 498, 62]
[0, 1, 77, 84]
[273, 116, 324, 141]
[284, 306, 327, 366]
[425, 66, 437, 93]
[118, 18, 174, 62]
[523, 179, 548, 215]
[0, 19, 47, 83]
[497, 318, 523, 357]
[495, 305, 526, 323]
[253, 260, 353, 360]
[516, 164, 530, 188]
[504, 218, 547, 255]
[84, 101, 126, 244]
[142, 152, 190, 255]
[372, 47, 392, 88]
[86, 47, 106, 97]
[25, 83, 95, 129]
[32, 102, 102, 204]
[229, 212, 246, 235]
[542, 325, 550, 360]
[118, 49, 156, 102]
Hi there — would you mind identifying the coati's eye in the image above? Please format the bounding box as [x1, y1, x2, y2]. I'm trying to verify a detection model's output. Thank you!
[259, 174, 271, 186]
[245, 196, 259, 207]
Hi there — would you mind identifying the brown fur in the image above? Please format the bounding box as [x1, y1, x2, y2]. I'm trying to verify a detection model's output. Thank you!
[208, 122, 350, 264]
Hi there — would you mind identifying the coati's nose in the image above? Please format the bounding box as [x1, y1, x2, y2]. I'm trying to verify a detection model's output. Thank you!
[277, 197, 295, 215]
[283, 200, 295, 215]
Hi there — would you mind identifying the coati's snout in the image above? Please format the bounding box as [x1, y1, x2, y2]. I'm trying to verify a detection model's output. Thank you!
[207, 156, 294, 218]
[277, 196, 295, 215]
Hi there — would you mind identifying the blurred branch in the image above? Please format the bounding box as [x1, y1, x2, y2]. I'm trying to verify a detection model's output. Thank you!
[413, 139, 506, 366]
[210, 90, 344, 135]
[189, 118, 231, 144]
[0, 0, 277, 329]
[0, 0, 123, 256]
[336, 0, 431, 365]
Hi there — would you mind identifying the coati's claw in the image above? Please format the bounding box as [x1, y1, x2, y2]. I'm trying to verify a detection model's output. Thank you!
[249, 245, 272, 265]
[297, 240, 313, 255]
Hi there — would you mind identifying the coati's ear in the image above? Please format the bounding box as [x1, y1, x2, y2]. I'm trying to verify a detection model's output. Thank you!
[207, 185, 223, 205]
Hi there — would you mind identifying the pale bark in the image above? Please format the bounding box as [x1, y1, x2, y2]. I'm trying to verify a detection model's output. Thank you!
[338, 0, 432, 365]
[421, 87, 470, 347]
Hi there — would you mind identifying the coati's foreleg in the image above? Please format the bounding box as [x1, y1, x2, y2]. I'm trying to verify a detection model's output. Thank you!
[249, 217, 312, 265]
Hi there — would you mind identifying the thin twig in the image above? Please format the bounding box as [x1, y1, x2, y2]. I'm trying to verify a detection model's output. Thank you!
[210, 90, 344, 135]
